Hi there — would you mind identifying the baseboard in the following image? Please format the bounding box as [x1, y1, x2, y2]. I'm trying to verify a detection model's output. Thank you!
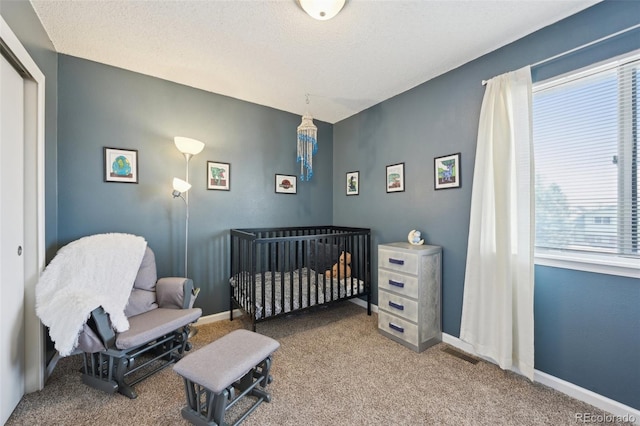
[349, 297, 379, 313]
[442, 333, 640, 424]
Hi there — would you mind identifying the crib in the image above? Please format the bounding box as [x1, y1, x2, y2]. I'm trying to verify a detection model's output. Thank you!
[230, 226, 371, 329]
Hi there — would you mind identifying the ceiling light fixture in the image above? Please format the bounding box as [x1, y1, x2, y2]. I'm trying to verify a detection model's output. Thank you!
[299, 0, 346, 21]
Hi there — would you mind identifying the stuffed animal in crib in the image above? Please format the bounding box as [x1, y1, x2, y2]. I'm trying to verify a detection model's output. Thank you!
[326, 251, 352, 279]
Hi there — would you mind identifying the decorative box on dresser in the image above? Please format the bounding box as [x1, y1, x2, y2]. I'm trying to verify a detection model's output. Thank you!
[377, 242, 442, 352]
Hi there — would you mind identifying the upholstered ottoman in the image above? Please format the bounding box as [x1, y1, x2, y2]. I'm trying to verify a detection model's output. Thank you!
[173, 329, 280, 426]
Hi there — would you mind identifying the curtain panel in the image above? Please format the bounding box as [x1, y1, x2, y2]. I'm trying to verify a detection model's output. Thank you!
[460, 66, 535, 380]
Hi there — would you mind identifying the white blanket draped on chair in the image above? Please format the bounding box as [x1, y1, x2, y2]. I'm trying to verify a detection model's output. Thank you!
[36, 233, 147, 356]
[460, 66, 535, 380]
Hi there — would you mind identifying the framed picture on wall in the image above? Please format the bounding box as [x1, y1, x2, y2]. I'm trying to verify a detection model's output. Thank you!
[275, 174, 297, 194]
[434, 153, 461, 190]
[104, 147, 138, 183]
[207, 161, 230, 190]
[346, 171, 359, 196]
[386, 162, 404, 193]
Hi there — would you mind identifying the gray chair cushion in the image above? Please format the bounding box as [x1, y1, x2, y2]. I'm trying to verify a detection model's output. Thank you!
[133, 247, 157, 291]
[77, 323, 107, 353]
[173, 329, 280, 393]
[124, 289, 158, 317]
[156, 277, 191, 309]
[116, 307, 201, 350]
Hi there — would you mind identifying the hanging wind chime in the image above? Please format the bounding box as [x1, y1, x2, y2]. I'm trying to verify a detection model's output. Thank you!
[296, 94, 318, 181]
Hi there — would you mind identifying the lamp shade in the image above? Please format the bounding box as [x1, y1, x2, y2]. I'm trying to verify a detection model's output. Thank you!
[174, 137, 205, 156]
[299, 0, 345, 20]
[172, 177, 192, 193]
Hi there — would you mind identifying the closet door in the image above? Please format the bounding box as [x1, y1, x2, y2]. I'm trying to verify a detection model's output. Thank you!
[0, 52, 26, 424]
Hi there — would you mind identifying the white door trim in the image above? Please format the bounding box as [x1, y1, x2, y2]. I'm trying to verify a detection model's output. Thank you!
[0, 14, 47, 393]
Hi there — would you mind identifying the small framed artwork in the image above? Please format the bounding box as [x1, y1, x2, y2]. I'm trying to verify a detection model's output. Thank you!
[346, 171, 359, 196]
[104, 147, 138, 183]
[386, 162, 405, 193]
[434, 153, 461, 190]
[207, 161, 230, 191]
[275, 174, 297, 194]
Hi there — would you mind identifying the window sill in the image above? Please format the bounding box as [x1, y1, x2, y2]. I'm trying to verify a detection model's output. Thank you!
[535, 250, 640, 279]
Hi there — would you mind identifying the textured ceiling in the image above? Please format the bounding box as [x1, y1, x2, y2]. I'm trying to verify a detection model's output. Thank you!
[30, 0, 600, 124]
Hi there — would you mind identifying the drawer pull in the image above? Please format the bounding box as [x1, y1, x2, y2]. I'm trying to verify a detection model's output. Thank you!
[388, 301, 404, 311]
[388, 280, 404, 288]
[388, 322, 404, 333]
[388, 258, 405, 265]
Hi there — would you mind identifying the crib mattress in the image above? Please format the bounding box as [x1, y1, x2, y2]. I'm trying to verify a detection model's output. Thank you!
[230, 268, 365, 319]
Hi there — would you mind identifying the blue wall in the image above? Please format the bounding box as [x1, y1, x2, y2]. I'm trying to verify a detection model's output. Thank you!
[3, 0, 638, 412]
[534, 266, 639, 409]
[333, 0, 639, 410]
[56, 55, 334, 315]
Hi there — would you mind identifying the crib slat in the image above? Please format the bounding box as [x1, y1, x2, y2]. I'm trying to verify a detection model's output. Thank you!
[298, 239, 303, 309]
[309, 239, 314, 308]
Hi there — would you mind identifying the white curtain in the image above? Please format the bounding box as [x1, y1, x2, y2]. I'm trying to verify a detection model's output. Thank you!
[460, 66, 535, 380]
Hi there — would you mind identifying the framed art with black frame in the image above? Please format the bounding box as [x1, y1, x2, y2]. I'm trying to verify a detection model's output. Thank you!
[434, 153, 461, 190]
[104, 147, 138, 183]
[346, 171, 359, 196]
[207, 161, 230, 191]
[386, 162, 404, 193]
[275, 174, 297, 194]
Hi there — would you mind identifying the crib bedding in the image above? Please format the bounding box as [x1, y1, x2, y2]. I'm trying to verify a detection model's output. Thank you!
[230, 267, 365, 319]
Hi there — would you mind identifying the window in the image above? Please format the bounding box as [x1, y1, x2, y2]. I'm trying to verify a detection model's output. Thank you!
[532, 53, 639, 277]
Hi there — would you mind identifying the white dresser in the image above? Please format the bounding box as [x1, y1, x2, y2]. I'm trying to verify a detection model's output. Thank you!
[377, 242, 442, 352]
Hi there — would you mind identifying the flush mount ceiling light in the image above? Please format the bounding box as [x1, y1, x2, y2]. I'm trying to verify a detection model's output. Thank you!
[299, 0, 346, 20]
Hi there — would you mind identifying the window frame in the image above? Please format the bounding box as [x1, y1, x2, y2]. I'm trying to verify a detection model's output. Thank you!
[532, 50, 640, 279]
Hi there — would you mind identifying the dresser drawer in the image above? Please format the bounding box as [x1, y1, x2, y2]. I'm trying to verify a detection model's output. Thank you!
[378, 289, 418, 322]
[378, 247, 419, 275]
[378, 311, 418, 345]
[378, 269, 419, 299]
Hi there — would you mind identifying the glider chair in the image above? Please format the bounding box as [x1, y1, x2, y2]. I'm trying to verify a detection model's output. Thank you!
[78, 247, 202, 399]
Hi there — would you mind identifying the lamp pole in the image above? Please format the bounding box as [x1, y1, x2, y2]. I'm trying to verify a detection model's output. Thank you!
[173, 137, 204, 278]
[183, 154, 192, 278]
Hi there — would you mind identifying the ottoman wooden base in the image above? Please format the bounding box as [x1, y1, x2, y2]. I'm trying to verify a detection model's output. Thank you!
[173, 329, 280, 426]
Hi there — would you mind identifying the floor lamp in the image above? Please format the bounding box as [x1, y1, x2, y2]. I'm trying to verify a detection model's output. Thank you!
[172, 137, 205, 277]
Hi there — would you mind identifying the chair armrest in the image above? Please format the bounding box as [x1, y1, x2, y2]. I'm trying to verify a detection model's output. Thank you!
[156, 277, 199, 309]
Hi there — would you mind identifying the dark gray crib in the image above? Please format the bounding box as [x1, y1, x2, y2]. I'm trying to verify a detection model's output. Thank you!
[230, 226, 371, 329]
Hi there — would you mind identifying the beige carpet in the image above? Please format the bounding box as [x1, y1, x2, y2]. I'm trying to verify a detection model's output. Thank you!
[7, 302, 620, 425]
